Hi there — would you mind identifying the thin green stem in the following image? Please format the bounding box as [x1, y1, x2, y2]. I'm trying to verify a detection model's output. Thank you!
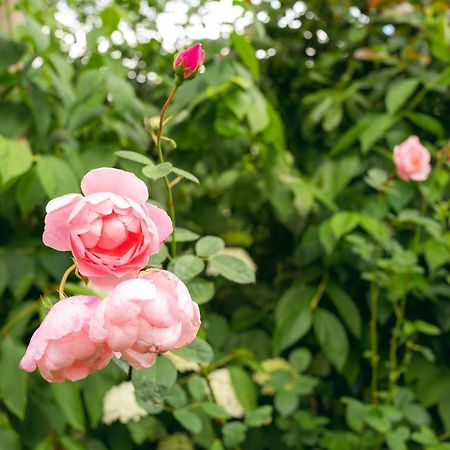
[387, 295, 407, 403]
[156, 86, 178, 257]
[309, 272, 329, 311]
[58, 263, 77, 300]
[369, 280, 379, 404]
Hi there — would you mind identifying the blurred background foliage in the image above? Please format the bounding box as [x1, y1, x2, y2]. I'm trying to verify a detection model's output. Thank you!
[0, 0, 449, 449]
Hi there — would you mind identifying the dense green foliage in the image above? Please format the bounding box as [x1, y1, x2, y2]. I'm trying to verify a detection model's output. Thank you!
[0, 1, 449, 449]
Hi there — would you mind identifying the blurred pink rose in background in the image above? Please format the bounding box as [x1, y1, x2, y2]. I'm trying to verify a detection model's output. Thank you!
[393, 136, 431, 181]
[90, 270, 201, 369]
[174, 43, 205, 80]
[42, 168, 172, 291]
[19, 296, 112, 382]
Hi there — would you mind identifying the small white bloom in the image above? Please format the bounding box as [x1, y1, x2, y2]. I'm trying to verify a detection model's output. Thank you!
[208, 368, 245, 418]
[102, 382, 147, 424]
[165, 351, 202, 373]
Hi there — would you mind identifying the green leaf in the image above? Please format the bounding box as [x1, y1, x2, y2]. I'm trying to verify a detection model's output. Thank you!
[187, 375, 208, 401]
[195, 236, 225, 257]
[330, 122, 369, 155]
[0, 35, 26, 71]
[132, 356, 177, 413]
[406, 112, 445, 138]
[36, 155, 79, 197]
[313, 308, 349, 372]
[172, 255, 205, 282]
[273, 286, 315, 354]
[166, 384, 188, 409]
[222, 421, 247, 448]
[0, 428, 21, 450]
[424, 239, 449, 272]
[142, 162, 173, 180]
[365, 407, 391, 433]
[330, 212, 360, 241]
[0, 336, 28, 419]
[385, 79, 420, 114]
[326, 284, 362, 338]
[172, 167, 200, 184]
[386, 427, 410, 450]
[116, 150, 154, 166]
[245, 405, 273, 427]
[0, 136, 33, 188]
[50, 382, 86, 431]
[274, 391, 299, 416]
[60, 436, 85, 450]
[173, 409, 203, 434]
[210, 254, 255, 284]
[173, 338, 214, 363]
[200, 402, 229, 419]
[359, 114, 396, 153]
[174, 228, 200, 242]
[187, 278, 215, 304]
[127, 416, 166, 445]
[230, 33, 259, 80]
[246, 87, 269, 134]
[229, 366, 257, 411]
[289, 348, 312, 372]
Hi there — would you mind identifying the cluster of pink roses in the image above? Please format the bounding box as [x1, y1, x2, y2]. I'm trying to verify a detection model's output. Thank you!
[20, 168, 201, 382]
[20, 43, 206, 383]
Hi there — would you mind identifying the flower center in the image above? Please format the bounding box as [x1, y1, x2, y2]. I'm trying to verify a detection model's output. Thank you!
[97, 214, 128, 250]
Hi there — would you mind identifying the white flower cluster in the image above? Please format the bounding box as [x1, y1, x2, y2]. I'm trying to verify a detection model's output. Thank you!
[102, 382, 147, 424]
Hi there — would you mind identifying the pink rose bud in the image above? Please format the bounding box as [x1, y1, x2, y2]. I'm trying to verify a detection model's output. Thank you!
[89, 270, 201, 369]
[393, 136, 431, 181]
[173, 43, 205, 81]
[42, 168, 173, 291]
[19, 296, 112, 382]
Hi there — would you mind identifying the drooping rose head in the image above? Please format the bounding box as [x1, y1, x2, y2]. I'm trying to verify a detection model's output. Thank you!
[42, 168, 172, 291]
[19, 296, 112, 382]
[173, 43, 205, 81]
[89, 270, 201, 369]
[393, 136, 431, 181]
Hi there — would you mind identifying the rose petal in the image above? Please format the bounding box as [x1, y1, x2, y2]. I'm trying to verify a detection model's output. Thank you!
[42, 194, 83, 251]
[144, 203, 173, 243]
[81, 168, 149, 204]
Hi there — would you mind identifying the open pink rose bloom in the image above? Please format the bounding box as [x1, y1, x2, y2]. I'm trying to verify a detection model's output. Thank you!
[42, 168, 172, 291]
[19, 296, 112, 382]
[90, 270, 201, 369]
[393, 136, 431, 182]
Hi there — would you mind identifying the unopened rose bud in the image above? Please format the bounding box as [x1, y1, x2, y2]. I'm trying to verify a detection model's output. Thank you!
[173, 43, 205, 83]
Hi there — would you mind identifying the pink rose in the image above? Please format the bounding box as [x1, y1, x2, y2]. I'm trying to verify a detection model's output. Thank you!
[89, 270, 201, 369]
[43, 168, 172, 290]
[19, 296, 112, 382]
[393, 136, 431, 181]
[173, 43, 205, 80]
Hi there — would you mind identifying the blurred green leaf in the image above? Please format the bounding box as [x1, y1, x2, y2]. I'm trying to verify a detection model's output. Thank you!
[210, 255, 255, 284]
[132, 356, 177, 413]
[195, 236, 225, 257]
[314, 308, 349, 372]
[0, 336, 28, 419]
[50, 382, 86, 431]
[172, 255, 205, 282]
[230, 33, 259, 81]
[0, 136, 32, 188]
[385, 79, 420, 114]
